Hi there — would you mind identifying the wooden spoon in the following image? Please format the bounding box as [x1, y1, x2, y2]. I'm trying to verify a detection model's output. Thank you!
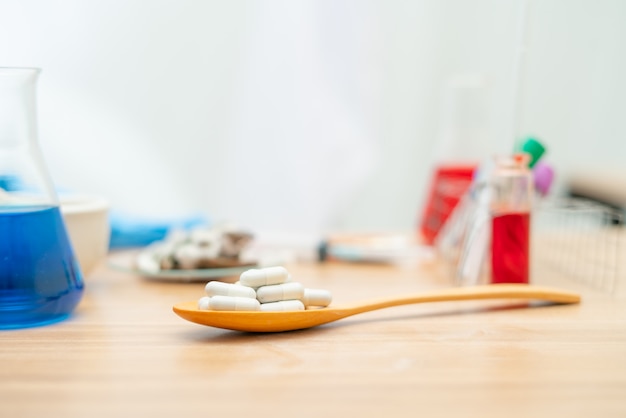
[172, 284, 580, 333]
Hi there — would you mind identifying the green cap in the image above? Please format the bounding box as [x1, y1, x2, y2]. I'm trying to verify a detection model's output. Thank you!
[520, 137, 545, 168]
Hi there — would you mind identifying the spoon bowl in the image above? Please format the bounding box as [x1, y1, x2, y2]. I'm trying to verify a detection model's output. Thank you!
[173, 284, 580, 333]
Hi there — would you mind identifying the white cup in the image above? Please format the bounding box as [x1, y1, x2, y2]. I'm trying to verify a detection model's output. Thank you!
[60, 195, 110, 276]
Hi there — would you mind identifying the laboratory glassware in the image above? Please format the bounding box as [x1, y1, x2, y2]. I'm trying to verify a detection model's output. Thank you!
[490, 153, 533, 284]
[0, 67, 83, 329]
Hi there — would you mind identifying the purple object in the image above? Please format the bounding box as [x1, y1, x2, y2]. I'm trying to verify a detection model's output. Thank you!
[533, 161, 554, 196]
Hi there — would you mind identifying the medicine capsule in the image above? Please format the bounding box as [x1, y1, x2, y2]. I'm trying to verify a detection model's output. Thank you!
[198, 296, 211, 310]
[256, 282, 305, 303]
[174, 243, 203, 269]
[205, 281, 256, 299]
[301, 288, 332, 307]
[239, 266, 289, 288]
[208, 295, 261, 311]
[260, 300, 305, 312]
[234, 281, 261, 291]
[136, 251, 160, 274]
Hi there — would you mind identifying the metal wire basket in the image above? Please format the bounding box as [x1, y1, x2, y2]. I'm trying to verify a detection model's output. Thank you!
[532, 198, 623, 295]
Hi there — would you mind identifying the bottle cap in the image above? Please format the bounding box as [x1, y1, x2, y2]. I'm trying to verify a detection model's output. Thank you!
[520, 137, 545, 168]
[494, 153, 530, 170]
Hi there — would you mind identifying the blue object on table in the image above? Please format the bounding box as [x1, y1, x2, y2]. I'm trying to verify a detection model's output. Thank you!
[108, 211, 208, 249]
[0, 175, 21, 191]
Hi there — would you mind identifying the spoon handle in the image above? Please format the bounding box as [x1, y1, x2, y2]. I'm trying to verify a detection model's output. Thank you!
[338, 284, 580, 317]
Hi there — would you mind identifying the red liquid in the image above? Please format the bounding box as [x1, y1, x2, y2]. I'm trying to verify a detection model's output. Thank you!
[491, 212, 530, 284]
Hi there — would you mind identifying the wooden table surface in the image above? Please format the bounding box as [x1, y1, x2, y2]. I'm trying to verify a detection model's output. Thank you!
[2, 250, 626, 417]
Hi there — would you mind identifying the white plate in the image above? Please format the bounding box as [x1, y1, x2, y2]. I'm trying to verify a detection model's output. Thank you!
[107, 251, 257, 282]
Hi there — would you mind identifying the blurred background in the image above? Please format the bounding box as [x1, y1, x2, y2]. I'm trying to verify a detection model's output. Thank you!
[1, 0, 625, 243]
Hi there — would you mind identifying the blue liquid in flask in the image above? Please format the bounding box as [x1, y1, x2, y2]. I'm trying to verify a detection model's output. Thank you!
[0, 206, 84, 329]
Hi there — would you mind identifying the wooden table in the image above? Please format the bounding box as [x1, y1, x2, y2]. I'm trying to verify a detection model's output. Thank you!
[2, 251, 626, 417]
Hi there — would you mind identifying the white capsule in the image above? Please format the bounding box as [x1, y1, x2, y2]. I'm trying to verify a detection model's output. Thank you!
[208, 295, 261, 311]
[174, 243, 203, 269]
[301, 288, 333, 307]
[239, 266, 289, 288]
[205, 281, 256, 299]
[256, 282, 305, 303]
[190, 228, 221, 247]
[234, 280, 260, 291]
[136, 251, 160, 274]
[260, 300, 305, 312]
[197, 296, 211, 310]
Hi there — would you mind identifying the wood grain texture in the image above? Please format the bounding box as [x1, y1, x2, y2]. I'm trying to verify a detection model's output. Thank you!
[1, 252, 625, 417]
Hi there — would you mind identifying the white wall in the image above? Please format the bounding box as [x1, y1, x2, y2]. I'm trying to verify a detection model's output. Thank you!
[1, 0, 624, 239]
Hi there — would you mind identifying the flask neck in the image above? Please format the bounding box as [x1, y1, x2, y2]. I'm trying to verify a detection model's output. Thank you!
[0, 68, 40, 150]
[0, 68, 57, 207]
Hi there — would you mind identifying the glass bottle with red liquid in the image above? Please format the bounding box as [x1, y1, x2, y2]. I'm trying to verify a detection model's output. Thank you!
[490, 154, 533, 284]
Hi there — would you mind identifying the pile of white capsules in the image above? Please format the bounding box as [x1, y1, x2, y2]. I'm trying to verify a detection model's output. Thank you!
[198, 266, 332, 311]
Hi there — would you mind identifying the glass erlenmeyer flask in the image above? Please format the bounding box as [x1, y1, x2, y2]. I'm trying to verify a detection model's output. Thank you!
[0, 67, 83, 329]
